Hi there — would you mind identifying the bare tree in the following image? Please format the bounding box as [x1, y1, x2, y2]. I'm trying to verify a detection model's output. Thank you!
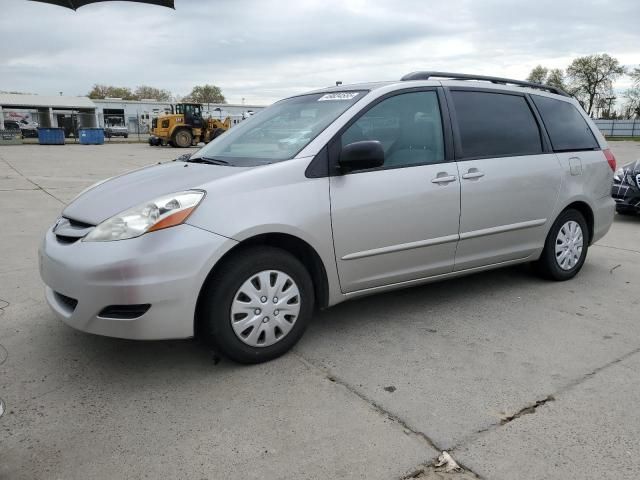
[623, 87, 640, 119]
[566, 54, 625, 116]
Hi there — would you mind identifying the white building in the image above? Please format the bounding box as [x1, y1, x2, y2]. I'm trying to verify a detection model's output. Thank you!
[92, 98, 266, 134]
[0, 94, 266, 134]
[0, 93, 97, 131]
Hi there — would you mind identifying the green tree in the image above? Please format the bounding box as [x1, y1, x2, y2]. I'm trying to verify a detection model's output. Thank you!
[526, 65, 549, 84]
[88, 84, 136, 100]
[184, 84, 226, 104]
[526, 65, 567, 91]
[134, 85, 171, 102]
[566, 54, 625, 116]
[546, 69, 566, 91]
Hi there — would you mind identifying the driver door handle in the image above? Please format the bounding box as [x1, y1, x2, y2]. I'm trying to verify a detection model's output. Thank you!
[431, 174, 457, 184]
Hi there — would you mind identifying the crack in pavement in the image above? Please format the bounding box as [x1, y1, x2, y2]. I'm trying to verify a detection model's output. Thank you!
[0, 155, 65, 205]
[499, 395, 555, 425]
[294, 339, 640, 479]
[293, 352, 484, 479]
[450, 345, 640, 453]
[594, 243, 640, 255]
[293, 351, 441, 452]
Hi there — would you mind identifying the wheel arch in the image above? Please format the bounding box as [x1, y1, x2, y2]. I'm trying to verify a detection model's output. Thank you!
[557, 200, 594, 244]
[194, 232, 330, 338]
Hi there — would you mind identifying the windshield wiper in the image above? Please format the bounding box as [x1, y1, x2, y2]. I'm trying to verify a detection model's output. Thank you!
[187, 156, 231, 166]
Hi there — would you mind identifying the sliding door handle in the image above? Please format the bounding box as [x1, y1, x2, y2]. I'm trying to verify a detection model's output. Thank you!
[431, 174, 457, 184]
[462, 170, 485, 180]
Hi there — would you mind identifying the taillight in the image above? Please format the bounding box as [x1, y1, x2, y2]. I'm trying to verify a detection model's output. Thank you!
[603, 148, 616, 171]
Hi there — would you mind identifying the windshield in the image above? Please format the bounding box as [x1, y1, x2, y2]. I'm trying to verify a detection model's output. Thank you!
[193, 91, 366, 166]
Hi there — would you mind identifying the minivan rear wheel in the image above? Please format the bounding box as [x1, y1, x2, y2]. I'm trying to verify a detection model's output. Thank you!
[200, 246, 314, 364]
[535, 209, 588, 281]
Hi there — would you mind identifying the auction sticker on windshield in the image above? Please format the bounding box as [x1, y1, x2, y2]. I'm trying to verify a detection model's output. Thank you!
[318, 92, 360, 101]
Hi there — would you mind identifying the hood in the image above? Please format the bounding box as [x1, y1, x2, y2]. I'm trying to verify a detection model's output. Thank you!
[63, 161, 248, 224]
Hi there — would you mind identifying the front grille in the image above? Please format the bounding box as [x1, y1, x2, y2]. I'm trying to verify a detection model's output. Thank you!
[54, 217, 94, 244]
[54, 292, 78, 312]
[98, 304, 151, 319]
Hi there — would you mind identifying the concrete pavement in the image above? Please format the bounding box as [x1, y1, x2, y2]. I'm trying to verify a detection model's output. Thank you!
[0, 142, 639, 479]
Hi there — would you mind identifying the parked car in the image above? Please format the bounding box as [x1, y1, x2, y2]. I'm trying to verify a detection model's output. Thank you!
[612, 160, 640, 215]
[19, 118, 39, 129]
[3, 120, 38, 138]
[39, 72, 616, 363]
[105, 120, 129, 139]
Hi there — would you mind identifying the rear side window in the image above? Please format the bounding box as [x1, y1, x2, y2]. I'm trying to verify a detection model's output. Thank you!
[451, 91, 542, 159]
[531, 95, 599, 151]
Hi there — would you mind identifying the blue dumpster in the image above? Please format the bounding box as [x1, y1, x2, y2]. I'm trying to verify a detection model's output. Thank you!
[79, 128, 105, 145]
[38, 128, 65, 145]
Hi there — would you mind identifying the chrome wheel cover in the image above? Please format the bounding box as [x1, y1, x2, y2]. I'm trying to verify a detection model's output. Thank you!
[555, 220, 584, 271]
[230, 270, 301, 347]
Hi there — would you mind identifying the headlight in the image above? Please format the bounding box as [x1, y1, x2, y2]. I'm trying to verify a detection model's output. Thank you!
[84, 190, 205, 242]
[613, 168, 623, 182]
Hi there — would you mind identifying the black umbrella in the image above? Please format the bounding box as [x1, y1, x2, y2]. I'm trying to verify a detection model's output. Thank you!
[30, 0, 174, 10]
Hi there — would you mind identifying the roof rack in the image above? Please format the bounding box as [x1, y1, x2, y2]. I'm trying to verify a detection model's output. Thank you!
[400, 71, 570, 97]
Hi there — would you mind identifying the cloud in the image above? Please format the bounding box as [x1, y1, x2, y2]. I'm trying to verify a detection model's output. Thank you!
[0, 0, 638, 104]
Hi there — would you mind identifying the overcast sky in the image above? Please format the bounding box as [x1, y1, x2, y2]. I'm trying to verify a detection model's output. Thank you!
[1, 0, 639, 105]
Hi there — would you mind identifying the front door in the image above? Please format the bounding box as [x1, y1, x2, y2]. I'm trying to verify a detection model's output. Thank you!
[330, 90, 461, 293]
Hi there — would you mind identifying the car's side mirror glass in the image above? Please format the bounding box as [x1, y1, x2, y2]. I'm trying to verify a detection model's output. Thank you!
[339, 140, 384, 173]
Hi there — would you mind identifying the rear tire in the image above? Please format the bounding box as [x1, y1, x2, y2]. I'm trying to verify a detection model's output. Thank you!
[199, 246, 314, 364]
[534, 209, 588, 281]
[173, 129, 193, 148]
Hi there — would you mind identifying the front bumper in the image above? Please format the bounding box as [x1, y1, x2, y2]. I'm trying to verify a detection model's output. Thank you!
[612, 182, 640, 213]
[39, 223, 236, 340]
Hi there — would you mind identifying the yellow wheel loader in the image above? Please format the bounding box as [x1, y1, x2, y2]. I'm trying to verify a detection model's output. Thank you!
[149, 103, 231, 148]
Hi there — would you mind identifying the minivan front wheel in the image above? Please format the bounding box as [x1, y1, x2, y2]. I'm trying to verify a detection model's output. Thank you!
[535, 209, 588, 281]
[200, 246, 314, 363]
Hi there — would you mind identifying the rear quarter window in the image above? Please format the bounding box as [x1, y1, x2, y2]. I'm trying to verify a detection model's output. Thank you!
[450, 90, 542, 159]
[531, 95, 599, 152]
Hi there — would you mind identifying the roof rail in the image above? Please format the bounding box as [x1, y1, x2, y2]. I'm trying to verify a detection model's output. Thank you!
[400, 71, 570, 97]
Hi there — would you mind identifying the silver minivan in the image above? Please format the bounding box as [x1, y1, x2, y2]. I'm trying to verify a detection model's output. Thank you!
[40, 72, 616, 363]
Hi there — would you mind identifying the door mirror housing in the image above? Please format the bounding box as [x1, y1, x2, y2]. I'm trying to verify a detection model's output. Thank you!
[339, 140, 384, 173]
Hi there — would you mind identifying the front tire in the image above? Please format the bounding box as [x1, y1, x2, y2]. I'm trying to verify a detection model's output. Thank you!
[535, 209, 588, 281]
[172, 129, 193, 148]
[200, 247, 314, 364]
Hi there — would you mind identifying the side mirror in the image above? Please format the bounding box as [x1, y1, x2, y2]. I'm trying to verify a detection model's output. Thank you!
[339, 140, 384, 173]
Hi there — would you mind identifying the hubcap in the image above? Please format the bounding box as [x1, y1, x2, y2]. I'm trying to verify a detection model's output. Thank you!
[230, 270, 301, 347]
[555, 220, 584, 271]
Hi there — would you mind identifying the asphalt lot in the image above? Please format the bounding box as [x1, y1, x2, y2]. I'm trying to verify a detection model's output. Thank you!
[1, 142, 639, 479]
